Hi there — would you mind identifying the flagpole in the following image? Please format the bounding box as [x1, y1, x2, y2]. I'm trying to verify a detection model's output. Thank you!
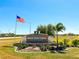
[14, 17, 17, 37]
[29, 23, 31, 34]
[25, 22, 31, 34]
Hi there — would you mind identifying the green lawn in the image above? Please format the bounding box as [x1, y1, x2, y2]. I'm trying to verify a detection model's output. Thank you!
[1, 46, 79, 59]
[0, 36, 79, 59]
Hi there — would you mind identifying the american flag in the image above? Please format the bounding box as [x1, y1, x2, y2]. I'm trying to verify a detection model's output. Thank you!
[16, 16, 25, 23]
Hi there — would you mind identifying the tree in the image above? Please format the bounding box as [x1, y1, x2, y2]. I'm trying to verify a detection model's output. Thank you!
[0, 34, 6, 37]
[53, 23, 65, 50]
[8, 33, 15, 37]
[47, 24, 55, 36]
[37, 25, 47, 34]
[37, 24, 55, 36]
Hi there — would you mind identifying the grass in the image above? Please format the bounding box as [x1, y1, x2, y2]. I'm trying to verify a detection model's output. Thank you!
[53, 35, 79, 45]
[1, 46, 79, 59]
[0, 36, 79, 59]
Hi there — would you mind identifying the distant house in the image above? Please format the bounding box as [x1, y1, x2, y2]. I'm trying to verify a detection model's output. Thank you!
[22, 32, 48, 46]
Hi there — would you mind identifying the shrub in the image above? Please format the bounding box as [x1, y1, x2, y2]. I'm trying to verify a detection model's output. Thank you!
[57, 46, 64, 51]
[66, 45, 69, 47]
[46, 45, 56, 53]
[13, 43, 28, 50]
[58, 42, 66, 51]
[72, 39, 79, 47]
[47, 45, 55, 50]
[39, 45, 47, 51]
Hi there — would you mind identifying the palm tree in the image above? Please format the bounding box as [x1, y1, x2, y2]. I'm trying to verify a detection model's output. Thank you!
[53, 23, 65, 50]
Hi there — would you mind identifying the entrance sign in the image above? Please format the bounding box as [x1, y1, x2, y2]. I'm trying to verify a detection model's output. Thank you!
[26, 34, 48, 44]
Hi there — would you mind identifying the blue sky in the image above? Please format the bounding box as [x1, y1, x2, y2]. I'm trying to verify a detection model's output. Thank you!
[0, 0, 79, 34]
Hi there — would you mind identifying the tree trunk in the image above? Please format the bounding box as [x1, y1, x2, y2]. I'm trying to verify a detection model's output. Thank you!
[56, 31, 58, 51]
